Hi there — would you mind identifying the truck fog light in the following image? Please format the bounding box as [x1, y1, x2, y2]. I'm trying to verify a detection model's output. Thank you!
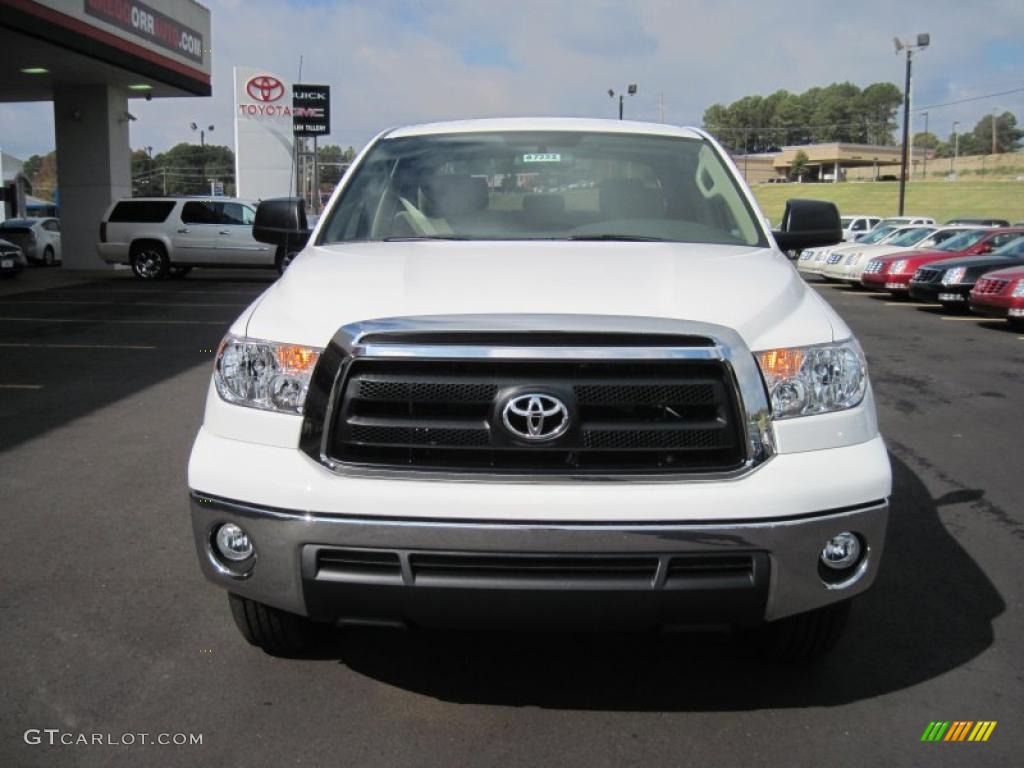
[215, 523, 255, 562]
[820, 532, 861, 570]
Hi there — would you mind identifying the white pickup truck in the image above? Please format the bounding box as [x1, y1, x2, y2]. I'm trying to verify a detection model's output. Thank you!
[188, 118, 891, 660]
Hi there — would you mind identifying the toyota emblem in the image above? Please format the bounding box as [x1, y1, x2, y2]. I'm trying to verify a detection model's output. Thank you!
[246, 75, 285, 102]
[501, 394, 570, 442]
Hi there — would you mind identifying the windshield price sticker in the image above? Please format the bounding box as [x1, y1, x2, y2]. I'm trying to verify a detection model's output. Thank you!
[523, 153, 561, 163]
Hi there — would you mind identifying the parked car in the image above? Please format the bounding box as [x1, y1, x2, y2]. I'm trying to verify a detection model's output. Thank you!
[946, 218, 1009, 227]
[840, 214, 882, 241]
[96, 197, 282, 279]
[0, 217, 62, 266]
[0, 238, 26, 278]
[861, 228, 1024, 294]
[797, 224, 904, 276]
[854, 215, 935, 239]
[969, 265, 1024, 329]
[188, 118, 891, 660]
[819, 225, 965, 284]
[910, 236, 1024, 310]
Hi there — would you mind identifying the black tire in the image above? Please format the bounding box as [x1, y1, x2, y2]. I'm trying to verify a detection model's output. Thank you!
[130, 243, 169, 280]
[757, 600, 851, 662]
[169, 265, 193, 278]
[228, 593, 319, 656]
[43, 246, 55, 266]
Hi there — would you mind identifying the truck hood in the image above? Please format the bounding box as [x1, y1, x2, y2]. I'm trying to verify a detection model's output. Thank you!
[241, 241, 843, 350]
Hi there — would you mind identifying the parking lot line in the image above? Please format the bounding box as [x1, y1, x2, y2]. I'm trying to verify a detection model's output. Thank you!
[940, 316, 987, 321]
[0, 342, 157, 350]
[884, 302, 932, 307]
[0, 384, 42, 390]
[0, 316, 228, 326]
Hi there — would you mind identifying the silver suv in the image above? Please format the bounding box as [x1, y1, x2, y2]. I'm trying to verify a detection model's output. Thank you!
[97, 197, 281, 279]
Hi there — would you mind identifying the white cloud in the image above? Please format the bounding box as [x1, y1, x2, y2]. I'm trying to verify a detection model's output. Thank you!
[2, 0, 1022, 159]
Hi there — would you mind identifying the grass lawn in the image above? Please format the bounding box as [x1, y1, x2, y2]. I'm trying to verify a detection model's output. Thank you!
[750, 181, 1024, 225]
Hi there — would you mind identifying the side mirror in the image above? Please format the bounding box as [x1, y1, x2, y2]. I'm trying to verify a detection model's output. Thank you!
[772, 199, 842, 252]
[253, 197, 311, 252]
[976, 242, 993, 254]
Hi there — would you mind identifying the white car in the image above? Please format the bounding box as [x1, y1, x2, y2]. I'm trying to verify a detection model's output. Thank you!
[821, 226, 975, 284]
[840, 214, 882, 242]
[188, 118, 890, 660]
[96, 197, 279, 279]
[798, 224, 906, 276]
[0, 217, 62, 265]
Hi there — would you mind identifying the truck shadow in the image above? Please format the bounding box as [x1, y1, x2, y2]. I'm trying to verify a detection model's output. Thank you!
[332, 453, 1004, 710]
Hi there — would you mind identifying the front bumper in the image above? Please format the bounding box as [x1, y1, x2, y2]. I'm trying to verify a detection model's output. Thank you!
[190, 494, 889, 628]
[969, 293, 1024, 318]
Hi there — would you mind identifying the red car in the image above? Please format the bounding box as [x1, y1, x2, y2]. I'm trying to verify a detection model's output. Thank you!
[861, 227, 1024, 295]
[969, 265, 1024, 330]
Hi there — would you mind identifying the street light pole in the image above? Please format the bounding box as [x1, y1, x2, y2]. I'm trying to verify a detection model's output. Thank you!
[608, 84, 638, 120]
[894, 33, 929, 215]
[951, 120, 959, 177]
[922, 111, 929, 180]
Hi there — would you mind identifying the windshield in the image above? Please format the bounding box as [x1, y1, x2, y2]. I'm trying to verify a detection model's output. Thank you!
[860, 226, 896, 244]
[886, 227, 933, 247]
[994, 235, 1024, 257]
[936, 230, 987, 252]
[319, 131, 767, 246]
[841, 217, 854, 227]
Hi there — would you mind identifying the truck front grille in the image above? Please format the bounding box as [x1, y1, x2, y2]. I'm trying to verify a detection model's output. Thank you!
[913, 267, 942, 284]
[324, 358, 746, 475]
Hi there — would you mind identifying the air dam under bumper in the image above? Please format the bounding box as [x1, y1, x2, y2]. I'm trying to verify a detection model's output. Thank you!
[190, 495, 889, 629]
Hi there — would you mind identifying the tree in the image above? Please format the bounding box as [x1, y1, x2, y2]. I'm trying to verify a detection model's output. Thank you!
[317, 144, 357, 187]
[969, 111, 1023, 154]
[912, 131, 940, 150]
[789, 150, 810, 182]
[138, 143, 235, 196]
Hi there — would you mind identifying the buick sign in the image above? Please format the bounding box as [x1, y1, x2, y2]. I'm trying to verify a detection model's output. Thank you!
[293, 83, 330, 137]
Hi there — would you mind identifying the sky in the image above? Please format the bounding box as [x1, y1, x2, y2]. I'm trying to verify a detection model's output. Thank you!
[1, 0, 1023, 159]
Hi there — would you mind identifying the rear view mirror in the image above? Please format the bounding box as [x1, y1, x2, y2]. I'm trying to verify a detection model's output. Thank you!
[772, 199, 842, 252]
[253, 197, 311, 252]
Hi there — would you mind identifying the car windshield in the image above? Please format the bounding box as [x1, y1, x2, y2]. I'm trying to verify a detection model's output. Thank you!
[887, 227, 933, 247]
[936, 230, 987, 252]
[860, 226, 896, 244]
[993, 235, 1024, 257]
[318, 131, 767, 246]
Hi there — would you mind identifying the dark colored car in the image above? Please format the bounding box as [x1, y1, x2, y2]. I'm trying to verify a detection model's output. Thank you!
[945, 218, 1010, 227]
[969, 266, 1024, 329]
[0, 238, 26, 278]
[861, 228, 1024, 294]
[909, 236, 1024, 310]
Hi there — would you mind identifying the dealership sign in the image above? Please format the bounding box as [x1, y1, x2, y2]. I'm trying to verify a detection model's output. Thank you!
[84, 0, 205, 63]
[292, 84, 331, 137]
[234, 67, 294, 200]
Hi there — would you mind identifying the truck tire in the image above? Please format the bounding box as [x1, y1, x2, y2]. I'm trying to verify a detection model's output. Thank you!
[757, 599, 851, 662]
[228, 593, 319, 656]
[43, 246, 55, 266]
[130, 242, 169, 280]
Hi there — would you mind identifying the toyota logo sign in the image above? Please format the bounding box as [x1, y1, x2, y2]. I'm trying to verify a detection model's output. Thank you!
[246, 76, 285, 103]
[501, 394, 570, 442]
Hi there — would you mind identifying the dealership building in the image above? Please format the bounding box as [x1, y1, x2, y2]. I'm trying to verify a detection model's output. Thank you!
[0, 0, 212, 268]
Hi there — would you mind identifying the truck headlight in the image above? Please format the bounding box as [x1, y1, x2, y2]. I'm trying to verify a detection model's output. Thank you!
[941, 267, 967, 285]
[214, 335, 322, 414]
[755, 341, 867, 419]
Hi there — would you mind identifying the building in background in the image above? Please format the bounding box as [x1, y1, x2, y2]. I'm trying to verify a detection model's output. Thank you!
[0, 0, 212, 267]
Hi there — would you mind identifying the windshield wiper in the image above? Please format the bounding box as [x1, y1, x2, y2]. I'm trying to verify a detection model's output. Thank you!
[564, 234, 669, 242]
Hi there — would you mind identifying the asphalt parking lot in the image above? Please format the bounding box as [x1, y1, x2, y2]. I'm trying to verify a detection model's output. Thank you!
[1, 268, 1021, 767]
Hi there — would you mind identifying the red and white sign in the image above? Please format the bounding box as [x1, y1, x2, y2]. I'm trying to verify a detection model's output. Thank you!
[234, 67, 294, 199]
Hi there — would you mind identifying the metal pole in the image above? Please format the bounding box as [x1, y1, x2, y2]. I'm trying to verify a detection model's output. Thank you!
[897, 49, 912, 215]
[953, 123, 960, 176]
[618, 94, 623, 120]
[922, 111, 929, 180]
[992, 108, 997, 154]
[312, 136, 319, 213]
